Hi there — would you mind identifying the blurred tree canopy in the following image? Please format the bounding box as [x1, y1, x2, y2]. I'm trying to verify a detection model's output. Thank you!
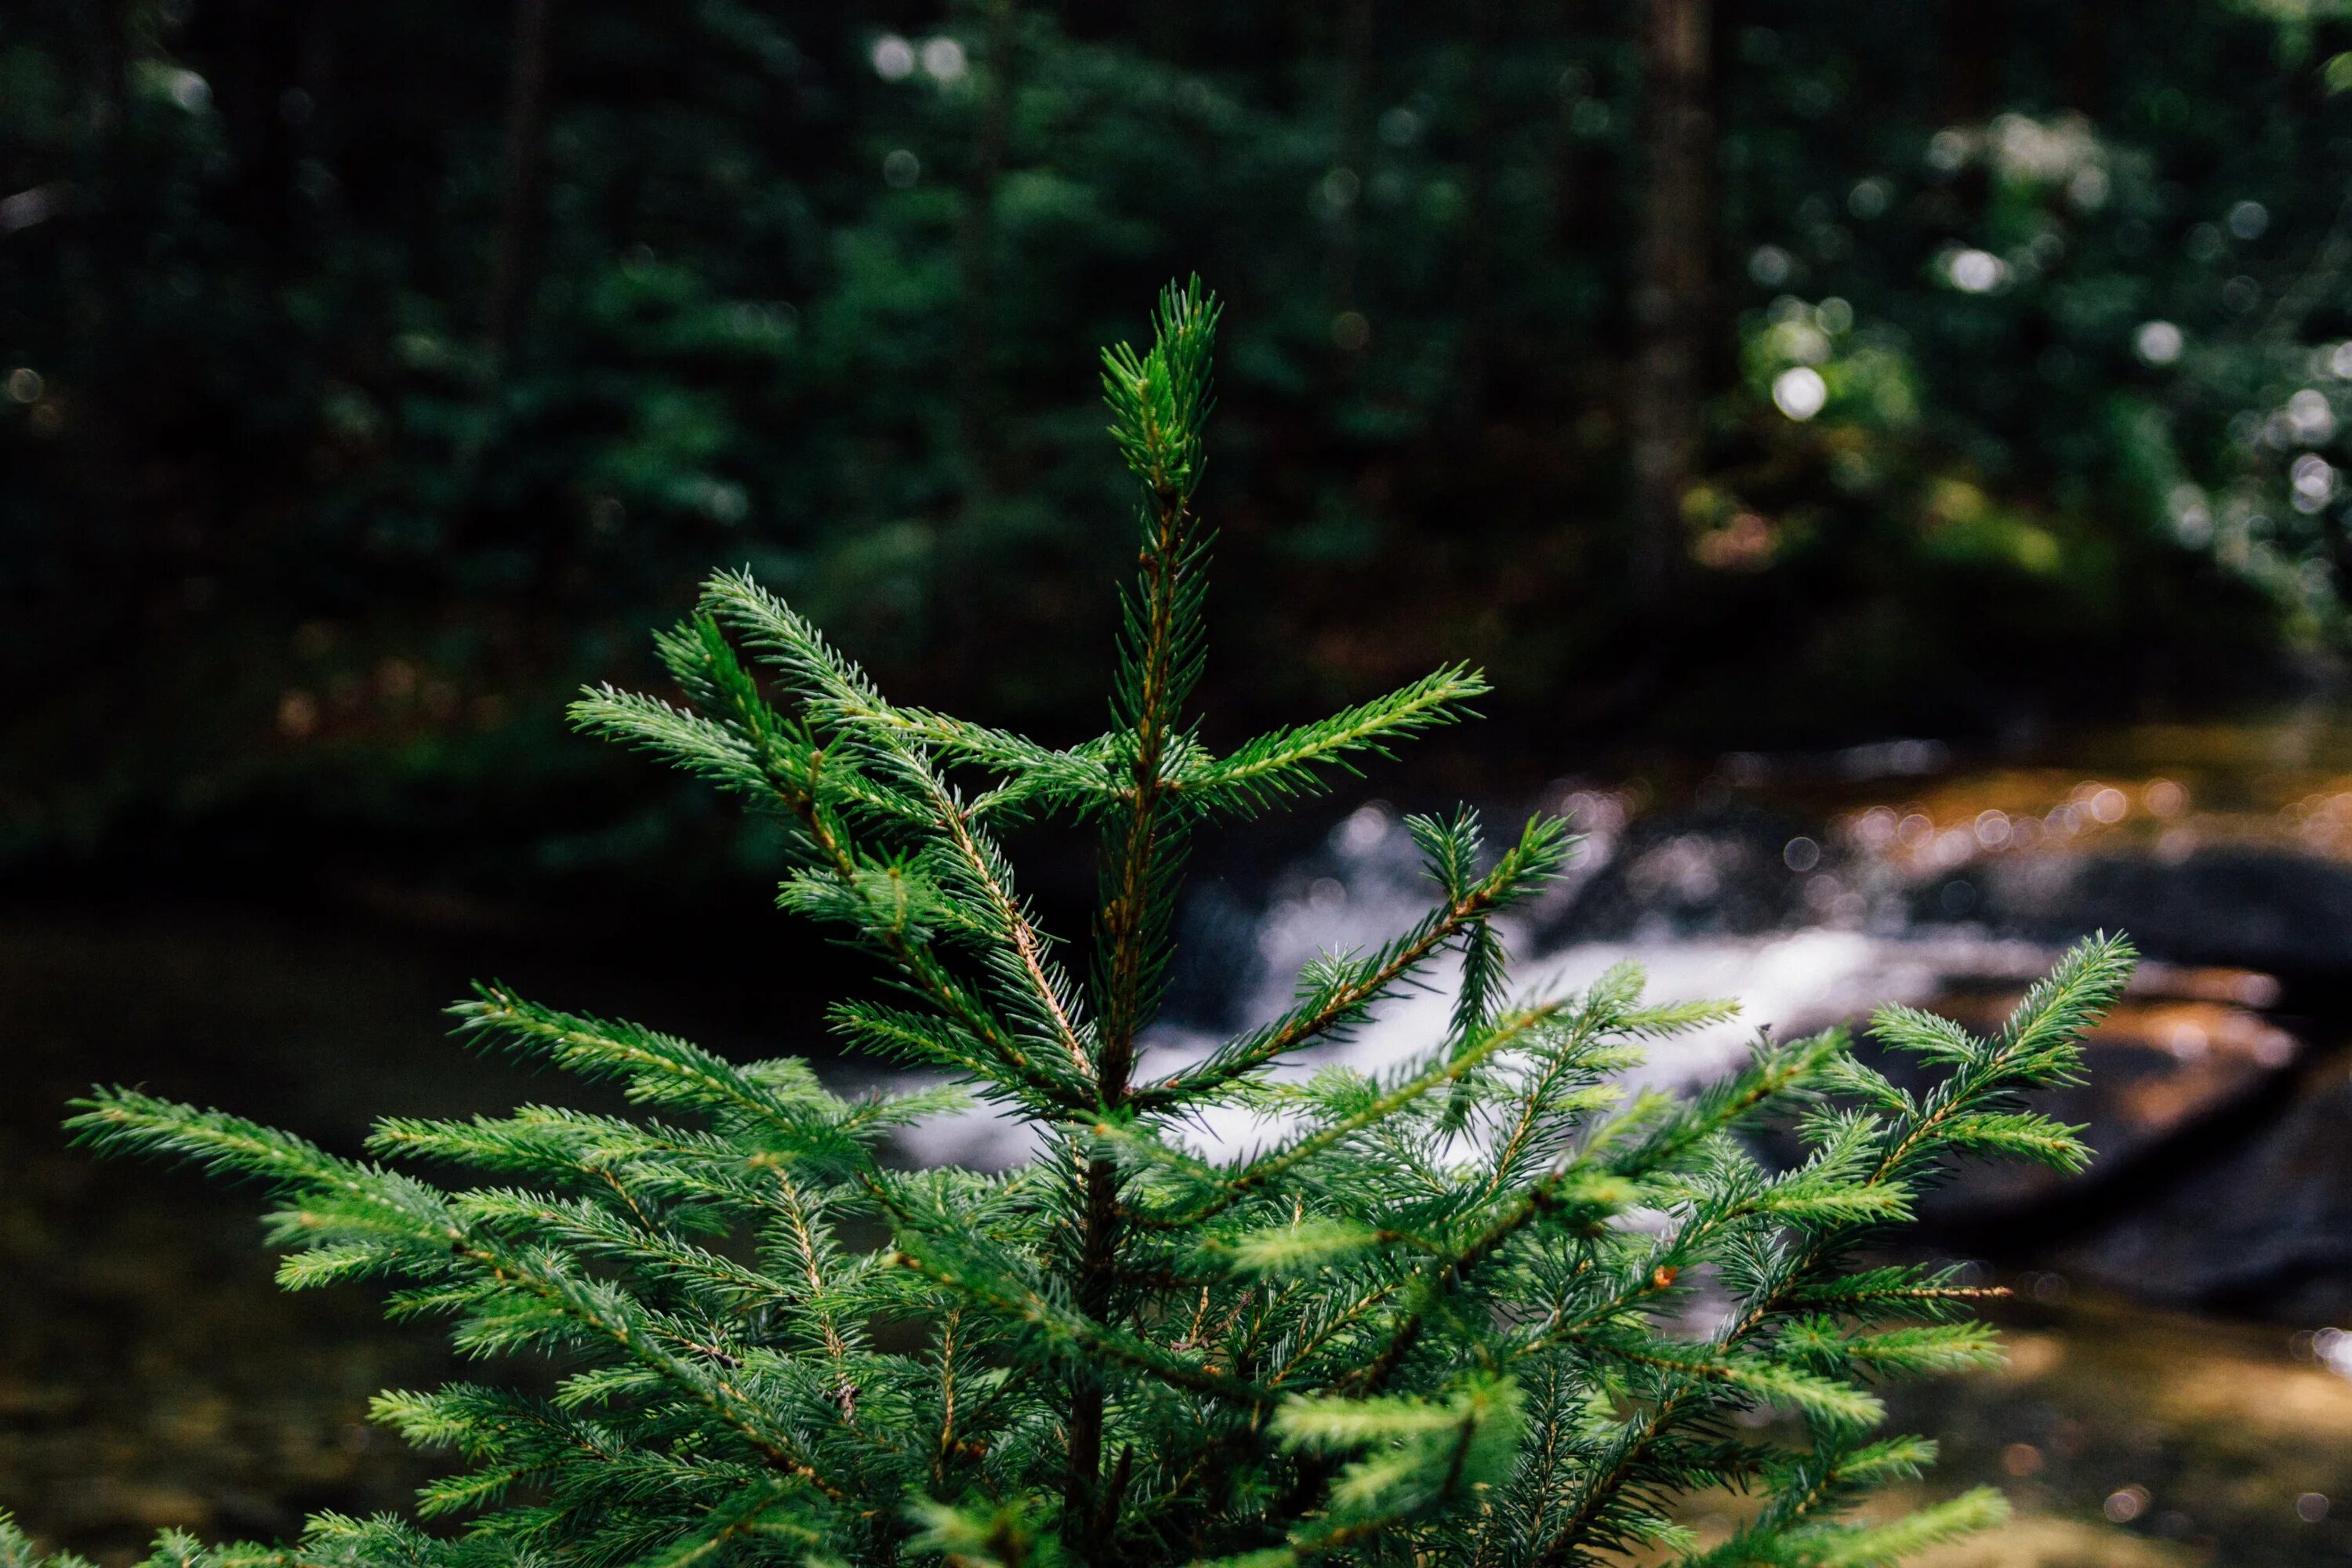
[2, 0, 2344, 877]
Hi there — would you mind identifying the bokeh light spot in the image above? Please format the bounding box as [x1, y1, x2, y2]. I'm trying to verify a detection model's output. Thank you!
[1772, 366, 1827, 420]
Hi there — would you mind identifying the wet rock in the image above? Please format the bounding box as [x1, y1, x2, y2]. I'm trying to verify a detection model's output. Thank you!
[1977, 846, 2352, 978]
[2054, 1051, 2352, 1322]
[1170, 791, 2339, 1316]
[1903, 966, 2298, 1221]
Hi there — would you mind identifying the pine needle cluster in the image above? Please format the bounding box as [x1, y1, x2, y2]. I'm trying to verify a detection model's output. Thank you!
[17, 283, 2134, 1568]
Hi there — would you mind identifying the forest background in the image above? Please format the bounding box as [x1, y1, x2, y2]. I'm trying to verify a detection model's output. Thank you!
[9, 0, 2350, 906]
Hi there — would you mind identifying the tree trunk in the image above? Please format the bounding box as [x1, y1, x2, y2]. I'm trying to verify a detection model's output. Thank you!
[956, 0, 1018, 491]
[2065, 0, 2111, 118]
[1628, 0, 1710, 615]
[85, 0, 129, 132]
[1940, 0, 2006, 125]
[1323, 0, 1374, 350]
[1455, 0, 1499, 417]
[487, 0, 555, 364]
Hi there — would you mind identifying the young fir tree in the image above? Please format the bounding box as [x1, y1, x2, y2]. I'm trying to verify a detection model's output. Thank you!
[19, 282, 2132, 1568]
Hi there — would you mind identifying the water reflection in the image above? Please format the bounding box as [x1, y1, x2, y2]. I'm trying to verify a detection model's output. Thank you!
[1883, 1291, 2352, 1565]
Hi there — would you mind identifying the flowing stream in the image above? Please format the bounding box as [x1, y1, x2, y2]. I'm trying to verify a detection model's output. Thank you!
[16, 712, 2352, 1563]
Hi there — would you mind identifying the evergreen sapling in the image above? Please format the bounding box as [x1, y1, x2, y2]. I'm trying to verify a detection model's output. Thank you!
[20, 282, 2134, 1568]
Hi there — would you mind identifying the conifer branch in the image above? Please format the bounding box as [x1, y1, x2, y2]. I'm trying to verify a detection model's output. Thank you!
[1138, 815, 1573, 1109]
[1182, 664, 1492, 813]
[913, 770, 1096, 1080]
[46, 289, 2124, 1568]
[1138, 997, 1577, 1230]
[1529, 935, 2133, 1564]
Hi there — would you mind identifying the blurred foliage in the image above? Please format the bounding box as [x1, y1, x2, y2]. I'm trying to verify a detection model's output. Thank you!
[2, 0, 2346, 874]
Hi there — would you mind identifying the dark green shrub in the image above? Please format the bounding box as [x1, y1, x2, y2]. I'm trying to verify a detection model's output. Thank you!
[18, 285, 2132, 1568]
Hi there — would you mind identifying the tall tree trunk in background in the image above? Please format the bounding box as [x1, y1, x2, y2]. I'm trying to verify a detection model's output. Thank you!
[487, 0, 554, 364]
[1628, 0, 1710, 616]
[294, 11, 337, 168]
[1324, 0, 1374, 353]
[85, 0, 128, 132]
[957, 0, 1018, 492]
[1940, 0, 2005, 125]
[2065, 0, 2112, 118]
[1455, 0, 1498, 418]
[216, 0, 299, 239]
